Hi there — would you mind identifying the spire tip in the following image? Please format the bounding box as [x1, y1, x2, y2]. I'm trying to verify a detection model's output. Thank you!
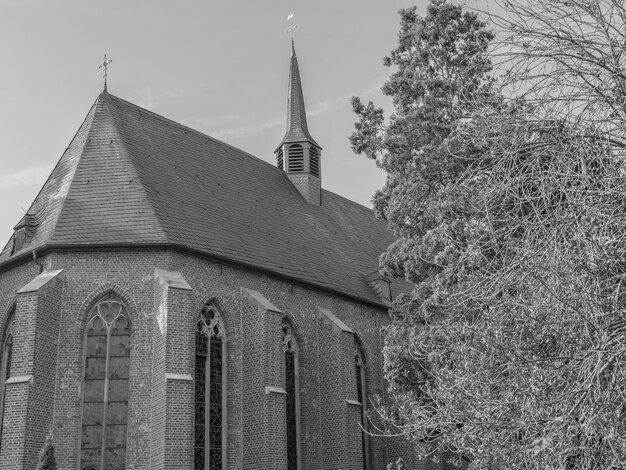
[99, 54, 112, 93]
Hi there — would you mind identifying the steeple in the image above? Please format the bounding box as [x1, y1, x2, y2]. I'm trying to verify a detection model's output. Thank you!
[275, 41, 322, 205]
[277, 40, 320, 149]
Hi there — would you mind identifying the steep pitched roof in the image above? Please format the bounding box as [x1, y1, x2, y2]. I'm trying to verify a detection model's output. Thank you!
[275, 41, 320, 150]
[0, 92, 410, 306]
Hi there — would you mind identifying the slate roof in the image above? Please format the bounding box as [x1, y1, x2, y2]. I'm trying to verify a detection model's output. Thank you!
[0, 91, 411, 306]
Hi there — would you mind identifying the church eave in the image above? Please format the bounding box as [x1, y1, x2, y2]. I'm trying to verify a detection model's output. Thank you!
[274, 131, 321, 153]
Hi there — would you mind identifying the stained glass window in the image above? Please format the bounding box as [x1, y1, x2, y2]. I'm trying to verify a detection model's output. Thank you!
[80, 296, 131, 470]
[195, 304, 225, 470]
[355, 353, 369, 470]
[0, 315, 14, 448]
[282, 323, 299, 470]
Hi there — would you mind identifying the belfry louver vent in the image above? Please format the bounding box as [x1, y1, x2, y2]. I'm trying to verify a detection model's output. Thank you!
[309, 147, 319, 177]
[288, 144, 304, 172]
[277, 148, 284, 170]
[274, 41, 322, 204]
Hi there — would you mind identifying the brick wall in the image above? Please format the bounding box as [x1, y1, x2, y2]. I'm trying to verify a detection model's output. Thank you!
[152, 269, 194, 470]
[240, 288, 287, 470]
[0, 270, 64, 470]
[43, 250, 166, 470]
[0, 247, 424, 469]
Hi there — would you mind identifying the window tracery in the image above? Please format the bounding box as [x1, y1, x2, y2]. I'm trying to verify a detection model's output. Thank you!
[282, 323, 299, 470]
[80, 296, 131, 470]
[195, 304, 225, 470]
[0, 315, 14, 448]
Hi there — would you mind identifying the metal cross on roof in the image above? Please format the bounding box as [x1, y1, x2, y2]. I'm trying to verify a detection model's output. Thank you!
[99, 54, 112, 92]
[287, 12, 297, 36]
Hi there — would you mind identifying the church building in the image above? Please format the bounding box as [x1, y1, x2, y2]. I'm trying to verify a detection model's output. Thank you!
[0, 44, 421, 469]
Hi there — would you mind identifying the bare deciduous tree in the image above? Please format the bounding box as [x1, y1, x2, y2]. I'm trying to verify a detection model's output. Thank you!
[353, 1, 626, 468]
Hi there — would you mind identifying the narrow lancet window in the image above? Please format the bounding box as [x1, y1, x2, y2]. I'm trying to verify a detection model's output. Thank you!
[195, 304, 225, 470]
[282, 323, 299, 470]
[80, 295, 131, 470]
[355, 352, 370, 470]
[0, 315, 14, 448]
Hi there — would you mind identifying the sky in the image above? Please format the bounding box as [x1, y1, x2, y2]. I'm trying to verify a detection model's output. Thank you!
[0, 0, 495, 246]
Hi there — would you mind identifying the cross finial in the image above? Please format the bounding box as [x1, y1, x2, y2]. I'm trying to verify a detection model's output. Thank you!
[99, 54, 112, 92]
[287, 12, 297, 36]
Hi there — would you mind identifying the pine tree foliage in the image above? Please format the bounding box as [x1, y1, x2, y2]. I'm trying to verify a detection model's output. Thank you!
[35, 433, 57, 470]
[352, 1, 626, 468]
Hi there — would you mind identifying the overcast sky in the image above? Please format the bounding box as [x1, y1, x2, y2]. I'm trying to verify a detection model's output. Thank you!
[0, 0, 495, 246]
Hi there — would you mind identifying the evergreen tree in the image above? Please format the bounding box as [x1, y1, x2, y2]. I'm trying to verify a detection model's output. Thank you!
[353, 1, 626, 468]
[351, 0, 495, 464]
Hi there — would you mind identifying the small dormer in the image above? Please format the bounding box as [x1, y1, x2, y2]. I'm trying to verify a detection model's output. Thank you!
[364, 271, 392, 305]
[275, 41, 322, 205]
[11, 219, 26, 255]
[10, 206, 46, 255]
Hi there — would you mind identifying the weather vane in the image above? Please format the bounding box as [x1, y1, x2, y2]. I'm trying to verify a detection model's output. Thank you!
[99, 54, 112, 92]
[287, 12, 297, 36]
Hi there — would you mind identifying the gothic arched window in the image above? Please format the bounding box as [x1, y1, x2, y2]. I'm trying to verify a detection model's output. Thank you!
[355, 352, 370, 470]
[282, 323, 300, 470]
[0, 313, 14, 447]
[195, 303, 226, 470]
[80, 295, 131, 470]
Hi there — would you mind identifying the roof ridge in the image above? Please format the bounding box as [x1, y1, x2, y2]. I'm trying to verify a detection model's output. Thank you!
[99, 93, 170, 242]
[0, 97, 100, 261]
[26, 97, 100, 232]
[49, 93, 169, 247]
[105, 93, 282, 170]
[106, 93, 377, 212]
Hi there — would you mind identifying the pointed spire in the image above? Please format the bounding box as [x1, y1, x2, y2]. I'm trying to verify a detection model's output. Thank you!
[275, 41, 319, 151]
[274, 41, 322, 205]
